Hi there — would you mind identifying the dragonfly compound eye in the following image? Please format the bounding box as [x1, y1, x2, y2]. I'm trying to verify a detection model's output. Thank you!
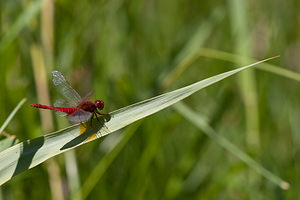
[95, 100, 104, 110]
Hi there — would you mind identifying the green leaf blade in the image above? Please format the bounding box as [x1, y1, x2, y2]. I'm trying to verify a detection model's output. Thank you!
[0, 57, 278, 185]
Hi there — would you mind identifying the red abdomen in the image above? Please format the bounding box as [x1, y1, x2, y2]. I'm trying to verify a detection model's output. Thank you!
[30, 104, 75, 114]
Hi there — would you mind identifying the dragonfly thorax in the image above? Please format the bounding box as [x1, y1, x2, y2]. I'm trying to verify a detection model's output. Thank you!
[78, 101, 97, 112]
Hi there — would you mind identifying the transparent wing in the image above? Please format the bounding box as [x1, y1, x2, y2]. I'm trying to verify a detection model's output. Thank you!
[66, 109, 92, 123]
[81, 90, 94, 102]
[52, 70, 82, 106]
[54, 99, 72, 117]
[54, 99, 72, 107]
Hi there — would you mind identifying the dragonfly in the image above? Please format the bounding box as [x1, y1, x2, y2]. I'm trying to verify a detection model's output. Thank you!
[31, 70, 108, 127]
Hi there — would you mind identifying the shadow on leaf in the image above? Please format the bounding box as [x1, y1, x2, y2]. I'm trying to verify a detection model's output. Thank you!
[60, 114, 111, 150]
[13, 137, 45, 176]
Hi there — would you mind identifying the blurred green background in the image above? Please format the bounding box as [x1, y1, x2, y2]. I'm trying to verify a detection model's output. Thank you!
[0, 0, 300, 199]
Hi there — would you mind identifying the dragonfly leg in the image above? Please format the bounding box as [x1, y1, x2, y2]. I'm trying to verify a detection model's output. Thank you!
[90, 113, 94, 128]
[94, 112, 101, 123]
[88, 113, 102, 132]
[95, 110, 109, 116]
[94, 111, 109, 131]
[89, 113, 107, 134]
[96, 110, 111, 122]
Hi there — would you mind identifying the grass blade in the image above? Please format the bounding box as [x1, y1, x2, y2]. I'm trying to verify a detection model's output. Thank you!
[197, 48, 300, 82]
[0, 0, 48, 51]
[174, 102, 290, 190]
[0, 136, 18, 153]
[0, 57, 278, 185]
[0, 98, 27, 135]
[161, 6, 224, 88]
[81, 121, 142, 199]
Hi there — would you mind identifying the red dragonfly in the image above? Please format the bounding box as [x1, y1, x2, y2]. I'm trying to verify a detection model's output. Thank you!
[31, 70, 107, 126]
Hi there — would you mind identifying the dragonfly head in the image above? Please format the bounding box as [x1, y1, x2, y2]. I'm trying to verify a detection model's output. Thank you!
[95, 100, 104, 110]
